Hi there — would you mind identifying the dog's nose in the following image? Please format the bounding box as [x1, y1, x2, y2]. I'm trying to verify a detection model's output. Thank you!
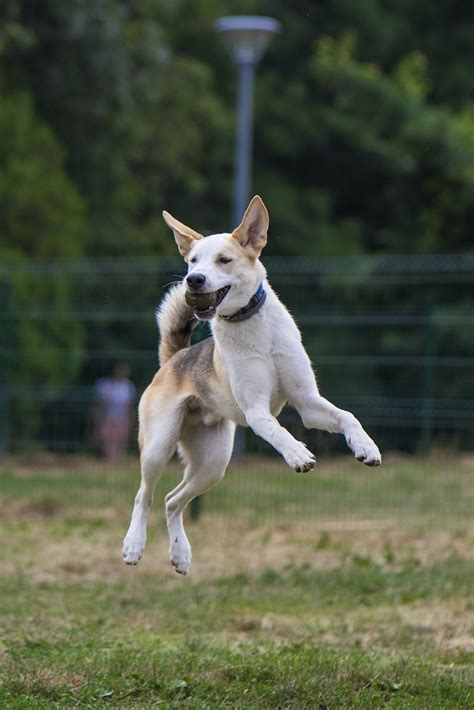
[186, 273, 206, 291]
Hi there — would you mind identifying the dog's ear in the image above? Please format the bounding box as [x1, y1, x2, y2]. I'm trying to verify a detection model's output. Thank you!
[162, 211, 203, 259]
[232, 195, 269, 258]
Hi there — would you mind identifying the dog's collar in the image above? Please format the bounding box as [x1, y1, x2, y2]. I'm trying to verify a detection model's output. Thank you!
[219, 283, 266, 323]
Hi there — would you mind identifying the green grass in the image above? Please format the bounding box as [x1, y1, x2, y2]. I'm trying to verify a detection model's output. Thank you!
[1, 450, 472, 523]
[0, 453, 473, 707]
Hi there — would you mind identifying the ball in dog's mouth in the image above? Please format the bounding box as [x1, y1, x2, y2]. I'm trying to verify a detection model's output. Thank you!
[185, 285, 231, 320]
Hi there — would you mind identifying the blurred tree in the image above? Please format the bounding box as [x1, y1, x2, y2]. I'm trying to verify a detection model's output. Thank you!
[0, 92, 85, 259]
[254, 32, 474, 255]
[1, 0, 472, 256]
[0, 91, 85, 441]
[1, 0, 231, 254]
[320, 0, 474, 107]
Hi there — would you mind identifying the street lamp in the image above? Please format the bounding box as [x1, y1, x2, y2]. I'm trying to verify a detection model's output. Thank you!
[215, 16, 281, 228]
[214, 16, 280, 459]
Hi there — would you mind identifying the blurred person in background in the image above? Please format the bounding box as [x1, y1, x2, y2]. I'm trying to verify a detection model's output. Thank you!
[91, 363, 136, 461]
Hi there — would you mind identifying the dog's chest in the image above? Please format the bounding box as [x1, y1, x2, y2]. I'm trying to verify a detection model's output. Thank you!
[212, 327, 286, 417]
[212, 301, 300, 364]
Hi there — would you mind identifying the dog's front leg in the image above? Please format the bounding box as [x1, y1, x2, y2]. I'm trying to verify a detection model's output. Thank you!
[277, 355, 381, 467]
[245, 404, 316, 472]
[230, 363, 316, 472]
[298, 394, 381, 466]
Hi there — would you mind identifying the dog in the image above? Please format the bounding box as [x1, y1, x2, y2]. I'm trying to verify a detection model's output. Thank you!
[123, 196, 381, 574]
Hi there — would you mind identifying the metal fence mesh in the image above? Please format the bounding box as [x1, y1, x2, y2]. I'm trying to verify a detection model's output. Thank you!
[1, 253, 472, 457]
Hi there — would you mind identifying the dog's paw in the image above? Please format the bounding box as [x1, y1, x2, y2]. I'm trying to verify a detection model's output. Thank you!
[170, 538, 192, 575]
[347, 431, 382, 467]
[122, 534, 146, 565]
[283, 440, 316, 473]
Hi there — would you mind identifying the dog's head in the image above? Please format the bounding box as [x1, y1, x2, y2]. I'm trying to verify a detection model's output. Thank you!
[163, 196, 268, 320]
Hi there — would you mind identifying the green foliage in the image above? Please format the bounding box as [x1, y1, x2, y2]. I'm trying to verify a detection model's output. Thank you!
[1, 0, 473, 255]
[0, 265, 84, 445]
[0, 92, 85, 259]
[0, 92, 85, 440]
[255, 30, 474, 255]
[1, 0, 231, 254]
[12, 274, 80, 389]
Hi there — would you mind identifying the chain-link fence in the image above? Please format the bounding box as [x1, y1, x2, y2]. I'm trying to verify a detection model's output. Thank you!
[1, 253, 472, 457]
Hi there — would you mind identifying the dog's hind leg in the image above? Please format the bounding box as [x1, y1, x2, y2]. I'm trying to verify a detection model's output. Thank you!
[165, 418, 235, 575]
[123, 387, 185, 565]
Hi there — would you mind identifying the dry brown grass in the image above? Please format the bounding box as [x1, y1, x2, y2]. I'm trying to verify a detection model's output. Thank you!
[2, 499, 473, 586]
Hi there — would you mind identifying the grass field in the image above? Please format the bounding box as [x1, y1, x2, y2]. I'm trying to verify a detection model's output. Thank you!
[0, 452, 472, 708]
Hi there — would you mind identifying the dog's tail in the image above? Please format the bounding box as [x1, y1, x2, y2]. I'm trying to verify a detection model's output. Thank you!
[157, 284, 197, 365]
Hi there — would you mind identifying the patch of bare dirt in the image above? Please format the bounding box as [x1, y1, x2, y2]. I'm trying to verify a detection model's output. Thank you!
[398, 603, 474, 655]
[2, 508, 471, 590]
[1, 452, 141, 478]
[2, 499, 63, 520]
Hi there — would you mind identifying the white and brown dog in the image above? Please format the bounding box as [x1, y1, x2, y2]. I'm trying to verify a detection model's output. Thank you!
[123, 196, 381, 574]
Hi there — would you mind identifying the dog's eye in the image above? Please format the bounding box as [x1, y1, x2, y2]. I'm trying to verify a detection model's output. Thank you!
[190, 256, 198, 264]
[219, 256, 232, 264]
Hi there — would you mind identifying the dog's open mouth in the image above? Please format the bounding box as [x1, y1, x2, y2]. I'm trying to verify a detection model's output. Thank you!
[185, 285, 231, 320]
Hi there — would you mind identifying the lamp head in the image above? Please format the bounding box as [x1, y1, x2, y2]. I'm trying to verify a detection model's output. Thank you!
[215, 15, 281, 65]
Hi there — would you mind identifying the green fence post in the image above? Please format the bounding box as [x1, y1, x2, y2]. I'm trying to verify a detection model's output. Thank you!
[187, 322, 210, 521]
[419, 296, 436, 453]
[190, 496, 201, 521]
[0, 273, 12, 457]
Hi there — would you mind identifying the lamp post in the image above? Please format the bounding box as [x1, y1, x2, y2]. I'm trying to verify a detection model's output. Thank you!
[214, 16, 280, 459]
[215, 16, 280, 228]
